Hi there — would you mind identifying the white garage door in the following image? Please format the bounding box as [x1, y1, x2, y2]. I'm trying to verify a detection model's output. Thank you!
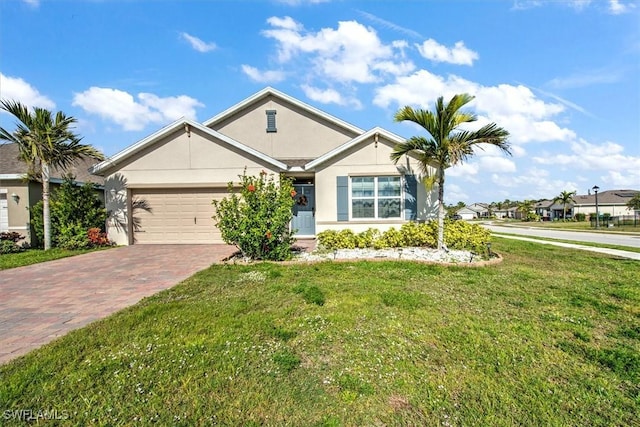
[132, 188, 227, 244]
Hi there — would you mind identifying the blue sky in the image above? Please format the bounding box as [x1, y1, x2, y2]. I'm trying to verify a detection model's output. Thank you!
[1, 0, 638, 204]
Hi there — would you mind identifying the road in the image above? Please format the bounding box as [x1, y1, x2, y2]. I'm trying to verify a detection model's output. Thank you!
[482, 223, 640, 248]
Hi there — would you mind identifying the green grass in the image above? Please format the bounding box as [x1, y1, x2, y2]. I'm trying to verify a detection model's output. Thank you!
[491, 232, 640, 254]
[0, 247, 110, 270]
[1, 238, 638, 426]
[504, 220, 640, 234]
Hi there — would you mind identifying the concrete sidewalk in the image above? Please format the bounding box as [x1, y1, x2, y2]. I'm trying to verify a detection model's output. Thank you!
[0, 244, 237, 365]
[492, 233, 640, 260]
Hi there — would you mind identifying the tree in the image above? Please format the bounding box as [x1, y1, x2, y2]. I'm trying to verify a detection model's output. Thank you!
[0, 100, 104, 250]
[517, 200, 536, 221]
[626, 192, 640, 212]
[553, 190, 576, 221]
[390, 94, 510, 249]
[30, 175, 107, 248]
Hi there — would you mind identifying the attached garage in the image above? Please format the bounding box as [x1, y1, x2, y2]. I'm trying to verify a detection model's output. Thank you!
[131, 188, 227, 244]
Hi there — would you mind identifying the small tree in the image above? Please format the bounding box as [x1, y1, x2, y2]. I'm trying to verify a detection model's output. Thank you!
[626, 192, 640, 212]
[553, 190, 576, 221]
[31, 175, 107, 248]
[213, 170, 296, 261]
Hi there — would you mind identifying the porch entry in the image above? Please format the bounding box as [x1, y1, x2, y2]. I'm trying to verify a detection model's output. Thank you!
[292, 181, 315, 236]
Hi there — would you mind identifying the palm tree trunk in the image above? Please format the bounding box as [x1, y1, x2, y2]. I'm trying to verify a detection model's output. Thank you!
[437, 171, 445, 250]
[42, 163, 52, 250]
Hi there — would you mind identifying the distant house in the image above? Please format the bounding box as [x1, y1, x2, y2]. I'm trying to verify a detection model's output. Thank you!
[456, 203, 490, 220]
[0, 143, 103, 245]
[535, 199, 571, 220]
[572, 189, 639, 218]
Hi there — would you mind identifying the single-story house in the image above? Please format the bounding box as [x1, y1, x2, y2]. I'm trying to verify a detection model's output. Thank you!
[572, 189, 639, 218]
[456, 203, 490, 220]
[89, 87, 437, 245]
[0, 143, 104, 245]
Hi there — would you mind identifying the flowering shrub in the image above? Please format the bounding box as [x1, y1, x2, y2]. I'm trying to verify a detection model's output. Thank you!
[212, 170, 296, 261]
[87, 228, 112, 247]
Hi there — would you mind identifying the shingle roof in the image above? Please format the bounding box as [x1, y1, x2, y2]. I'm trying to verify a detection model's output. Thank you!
[0, 143, 103, 184]
[573, 189, 639, 205]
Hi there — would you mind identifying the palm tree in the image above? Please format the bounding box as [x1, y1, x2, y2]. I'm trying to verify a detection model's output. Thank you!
[553, 190, 576, 221]
[0, 100, 104, 250]
[390, 93, 510, 249]
[517, 200, 535, 221]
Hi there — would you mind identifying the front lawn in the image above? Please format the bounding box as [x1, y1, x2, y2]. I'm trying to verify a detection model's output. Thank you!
[0, 247, 110, 271]
[0, 238, 638, 426]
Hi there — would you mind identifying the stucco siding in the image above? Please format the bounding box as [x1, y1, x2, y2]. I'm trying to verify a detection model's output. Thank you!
[211, 96, 358, 160]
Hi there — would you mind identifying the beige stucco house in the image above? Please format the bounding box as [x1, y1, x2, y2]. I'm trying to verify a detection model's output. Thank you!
[0, 143, 103, 245]
[90, 87, 437, 245]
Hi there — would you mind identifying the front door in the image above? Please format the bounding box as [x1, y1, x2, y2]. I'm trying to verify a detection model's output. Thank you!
[292, 184, 315, 236]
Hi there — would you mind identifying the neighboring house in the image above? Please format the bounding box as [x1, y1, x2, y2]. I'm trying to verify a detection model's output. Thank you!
[0, 143, 104, 245]
[572, 189, 639, 218]
[89, 87, 437, 245]
[456, 203, 490, 220]
[535, 199, 570, 220]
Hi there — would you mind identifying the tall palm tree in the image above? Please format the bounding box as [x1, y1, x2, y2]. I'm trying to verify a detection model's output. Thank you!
[390, 93, 510, 249]
[553, 190, 576, 221]
[0, 100, 104, 250]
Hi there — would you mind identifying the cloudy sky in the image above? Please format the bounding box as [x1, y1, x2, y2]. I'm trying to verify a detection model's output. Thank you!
[1, 0, 638, 204]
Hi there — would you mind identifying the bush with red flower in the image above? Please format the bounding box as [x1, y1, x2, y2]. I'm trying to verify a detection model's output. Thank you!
[212, 170, 296, 260]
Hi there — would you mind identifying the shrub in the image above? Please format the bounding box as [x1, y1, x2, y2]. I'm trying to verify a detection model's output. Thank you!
[87, 228, 111, 247]
[212, 170, 296, 261]
[0, 240, 24, 254]
[0, 232, 24, 243]
[57, 224, 91, 250]
[317, 220, 490, 254]
[31, 176, 107, 248]
[574, 213, 586, 222]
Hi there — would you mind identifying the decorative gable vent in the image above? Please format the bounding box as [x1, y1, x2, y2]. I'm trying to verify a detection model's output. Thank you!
[266, 110, 277, 133]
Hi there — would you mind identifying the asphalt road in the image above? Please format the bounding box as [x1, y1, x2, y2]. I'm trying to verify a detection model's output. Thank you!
[482, 223, 640, 248]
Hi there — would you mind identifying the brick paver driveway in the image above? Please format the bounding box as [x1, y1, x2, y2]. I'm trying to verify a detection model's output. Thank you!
[0, 244, 237, 364]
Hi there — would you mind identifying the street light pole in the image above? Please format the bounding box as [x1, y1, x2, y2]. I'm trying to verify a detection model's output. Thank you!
[592, 185, 600, 229]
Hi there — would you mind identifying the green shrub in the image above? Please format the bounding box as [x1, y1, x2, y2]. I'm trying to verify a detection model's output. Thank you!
[574, 213, 586, 222]
[212, 170, 296, 261]
[57, 224, 91, 250]
[0, 240, 24, 254]
[317, 220, 490, 253]
[31, 176, 107, 248]
[317, 229, 357, 250]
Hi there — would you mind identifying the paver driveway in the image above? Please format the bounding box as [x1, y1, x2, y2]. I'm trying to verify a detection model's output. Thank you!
[0, 244, 237, 364]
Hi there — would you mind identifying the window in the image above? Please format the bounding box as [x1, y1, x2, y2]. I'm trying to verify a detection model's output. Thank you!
[266, 110, 277, 133]
[351, 176, 401, 219]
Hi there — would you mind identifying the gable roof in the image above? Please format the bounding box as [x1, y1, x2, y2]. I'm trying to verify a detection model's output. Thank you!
[0, 143, 103, 184]
[203, 87, 365, 136]
[304, 127, 405, 170]
[89, 118, 288, 175]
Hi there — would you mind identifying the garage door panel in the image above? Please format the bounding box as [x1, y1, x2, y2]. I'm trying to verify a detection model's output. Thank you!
[132, 188, 226, 244]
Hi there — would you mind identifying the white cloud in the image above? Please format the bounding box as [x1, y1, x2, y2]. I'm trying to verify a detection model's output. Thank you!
[0, 73, 55, 110]
[416, 39, 478, 66]
[261, 17, 398, 84]
[241, 65, 286, 83]
[547, 68, 622, 89]
[608, 0, 635, 14]
[301, 85, 362, 109]
[21, 0, 39, 7]
[374, 70, 575, 145]
[72, 87, 203, 131]
[532, 138, 640, 179]
[448, 162, 480, 179]
[180, 32, 217, 53]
